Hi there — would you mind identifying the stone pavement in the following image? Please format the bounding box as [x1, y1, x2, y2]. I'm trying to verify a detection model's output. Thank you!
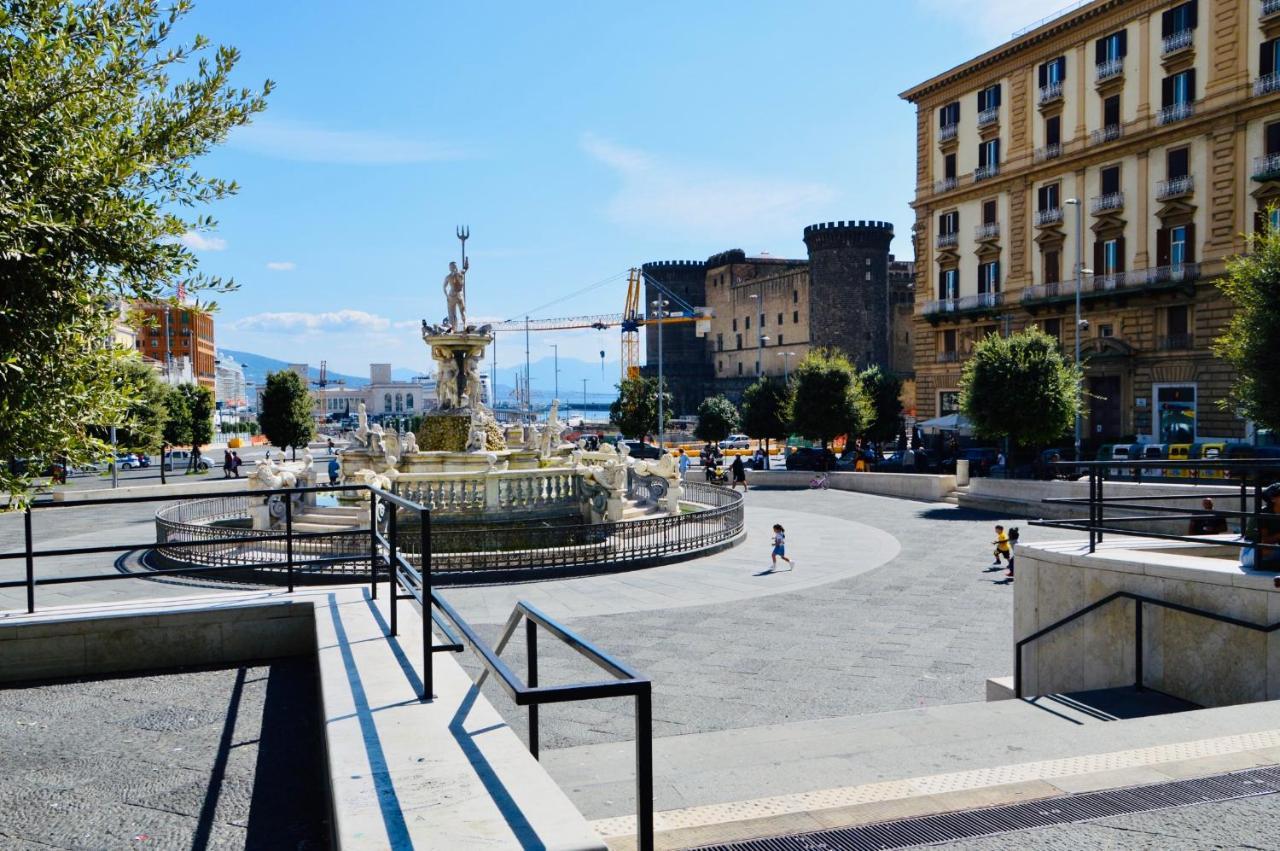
[0, 659, 328, 849]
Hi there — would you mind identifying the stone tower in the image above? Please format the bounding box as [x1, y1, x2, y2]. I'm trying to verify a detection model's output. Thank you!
[640, 260, 710, 415]
[802, 220, 896, 369]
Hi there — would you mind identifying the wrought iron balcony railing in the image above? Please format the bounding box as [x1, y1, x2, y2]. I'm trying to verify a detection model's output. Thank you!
[974, 163, 1000, 182]
[936, 232, 958, 249]
[1264, 0, 1280, 18]
[1155, 175, 1193, 200]
[1095, 58, 1124, 83]
[1091, 192, 1124, 214]
[934, 176, 958, 194]
[1090, 124, 1122, 145]
[1034, 207, 1063, 227]
[1252, 153, 1280, 181]
[1034, 143, 1062, 162]
[1159, 333, 1195, 351]
[974, 222, 1000, 241]
[1255, 71, 1280, 96]
[1020, 262, 1200, 303]
[923, 291, 1002, 318]
[1038, 81, 1063, 105]
[1157, 101, 1195, 125]
[939, 123, 958, 143]
[977, 106, 1000, 127]
[1162, 29, 1193, 55]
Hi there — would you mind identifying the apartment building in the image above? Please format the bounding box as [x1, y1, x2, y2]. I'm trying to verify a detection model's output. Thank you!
[901, 0, 1277, 444]
[131, 302, 217, 390]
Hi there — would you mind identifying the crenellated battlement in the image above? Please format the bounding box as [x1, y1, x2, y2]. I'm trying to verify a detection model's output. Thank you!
[641, 259, 707, 270]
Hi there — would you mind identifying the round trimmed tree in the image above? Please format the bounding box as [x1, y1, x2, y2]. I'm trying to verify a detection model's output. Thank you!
[259, 370, 316, 459]
[740, 376, 790, 455]
[788, 348, 871, 448]
[694, 395, 740, 443]
[960, 326, 1080, 451]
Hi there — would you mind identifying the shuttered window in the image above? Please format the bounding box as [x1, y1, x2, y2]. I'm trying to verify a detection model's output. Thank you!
[1103, 94, 1121, 127]
[1037, 182, 1060, 211]
[1095, 30, 1128, 63]
[1038, 56, 1066, 87]
[1101, 165, 1121, 195]
[1161, 69, 1196, 107]
[938, 101, 960, 127]
[1045, 115, 1061, 146]
[1261, 38, 1280, 77]
[1161, 0, 1197, 38]
[1167, 147, 1189, 179]
[976, 84, 1002, 112]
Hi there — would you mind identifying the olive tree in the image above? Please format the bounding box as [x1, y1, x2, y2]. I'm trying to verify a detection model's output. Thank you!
[609, 375, 672, 441]
[1214, 215, 1280, 431]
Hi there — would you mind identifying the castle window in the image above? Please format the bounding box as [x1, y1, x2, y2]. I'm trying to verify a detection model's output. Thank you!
[736, 334, 742, 349]
[778, 334, 784, 345]
[717, 333, 723, 351]
[737, 362, 743, 375]
[792, 310, 799, 323]
[865, 272, 872, 281]
[777, 313, 783, 324]
[732, 318, 737, 331]
[792, 290, 798, 303]
[745, 316, 751, 330]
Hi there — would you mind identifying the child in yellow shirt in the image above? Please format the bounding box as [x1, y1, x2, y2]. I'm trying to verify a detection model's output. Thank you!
[992, 525, 1011, 566]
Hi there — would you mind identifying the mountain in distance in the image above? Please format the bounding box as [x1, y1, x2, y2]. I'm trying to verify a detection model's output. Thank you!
[219, 349, 374, 388]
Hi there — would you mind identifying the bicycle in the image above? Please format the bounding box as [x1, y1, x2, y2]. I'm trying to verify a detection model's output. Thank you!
[809, 472, 829, 489]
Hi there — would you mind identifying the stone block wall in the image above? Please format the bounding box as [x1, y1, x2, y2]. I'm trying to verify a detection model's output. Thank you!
[803, 221, 896, 370]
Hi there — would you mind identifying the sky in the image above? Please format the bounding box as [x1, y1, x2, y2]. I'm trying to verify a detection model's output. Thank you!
[182, 0, 1066, 396]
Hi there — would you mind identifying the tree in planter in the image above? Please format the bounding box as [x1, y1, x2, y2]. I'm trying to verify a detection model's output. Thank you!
[1214, 214, 1280, 431]
[258, 370, 316, 460]
[859, 365, 904, 445]
[740, 376, 791, 457]
[788, 348, 872, 448]
[0, 0, 270, 502]
[609, 376, 672, 441]
[960, 327, 1080, 466]
[694, 395, 740, 444]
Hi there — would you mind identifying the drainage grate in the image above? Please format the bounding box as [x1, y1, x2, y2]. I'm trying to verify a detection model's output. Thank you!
[693, 766, 1280, 850]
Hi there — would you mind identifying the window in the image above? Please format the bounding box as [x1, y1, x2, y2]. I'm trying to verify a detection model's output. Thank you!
[976, 84, 1001, 112]
[1161, 1, 1197, 37]
[777, 313, 783, 324]
[978, 260, 1000, 294]
[1098, 323, 1114, 338]
[737, 362, 743, 376]
[716, 333, 723, 351]
[384, 393, 392, 412]
[939, 389, 961, 416]
[406, 393, 414, 410]
[1044, 250, 1061, 284]
[1037, 182, 1060, 211]
[1157, 223, 1195, 266]
[736, 333, 742, 349]
[745, 316, 751, 329]
[982, 200, 997, 224]
[1261, 38, 1280, 79]
[1162, 69, 1196, 107]
[1045, 115, 1061, 146]
[792, 290, 799, 303]
[978, 139, 1000, 169]
[943, 329, 957, 353]
[1154, 384, 1196, 442]
[718, 360, 723, 373]
[1038, 56, 1066, 87]
[1103, 238, 1120, 274]
[732, 318, 737, 331]
[792, 310, 799, 323]
[939, 267, 959, 300]
[1044, 318, 1062, 341]
[1167, 147, 1189, 179]
[1101, 164, 1121, 195]
[777, 334, 784, 346]
[865, 258, 872, 266]
[939, 101, 960, 127]
[944, 152, 957, 180]
[865, 272, 872, 281]
[1167, 304, 1189, 337]
[759, 312, 765, 327]
[1096, 30, 1127, 64]
[1268, 121, 1280, 157]
[939, 210, 959, 234]
[1103, 94, 1121, 128]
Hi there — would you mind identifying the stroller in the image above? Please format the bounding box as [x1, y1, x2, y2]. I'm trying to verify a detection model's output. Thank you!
[704, 460, 729, 485]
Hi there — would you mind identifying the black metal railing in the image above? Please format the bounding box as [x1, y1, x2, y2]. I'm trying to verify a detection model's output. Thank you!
[1031, 457, 1280, 556]
[1014, 591, 1280, 699]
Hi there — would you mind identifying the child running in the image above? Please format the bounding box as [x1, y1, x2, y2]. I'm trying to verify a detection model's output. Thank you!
[991, 524, 1011, 566]
[771, 523, 794, 570]
[1005, 527, 1020, 578]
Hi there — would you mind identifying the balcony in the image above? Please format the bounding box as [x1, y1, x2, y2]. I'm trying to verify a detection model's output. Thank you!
[1264, 0, 1280, 19]
[1255, 72, 1280, 97]
[1252, 153, 1280, 181]
[1157, 101, 1195, 125]
[1161, 29, 1193, 56]
[1034, 207, 1064, 227]
[939, 123, 958, 143]
[1034, 143, 1062, 162]
[1020, 262, 1200, 304]
[1095, 58, 1124, 83]
[977, 106, 1000, 127]
[1037, 81, 1063, 106]
[974, 222, 1000, 241]
[936, 232, 959, 249]
[1159, 333, 1195, 351]
[923, 291, 1003, 318]
[1156, 175, 1193, 200]
[1089, 124, 1122, 145]
[936, 350, 960, 363]
[1091, 192, 1125, 214]
[974, 163, 1000, 182]
[934, 176, 958, 194]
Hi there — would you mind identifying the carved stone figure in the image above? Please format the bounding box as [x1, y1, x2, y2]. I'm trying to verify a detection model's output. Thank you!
[355, 402, 369, 445]
[443, 259, 469, 330]
[401, 430, 418, 454]
[437, 359, 460, 408]
[463, 358, 482, 408]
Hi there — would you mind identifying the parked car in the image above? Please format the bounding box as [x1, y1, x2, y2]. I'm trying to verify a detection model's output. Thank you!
[116, 453, 150, 469]
[785, 447, 837, 472]
[718, 434, 751, 450]
[939, 447, 999, 477]
[163, 450, 211, 471]
[619, 440, 663, 460]
[876, 449, 936, 474]
[1032, 447, 1082, 480]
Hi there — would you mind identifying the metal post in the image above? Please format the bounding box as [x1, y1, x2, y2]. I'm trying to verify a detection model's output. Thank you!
[421, 507, 433, 701]
[1014, 643, 1022, 699]
[369, 492, 379, 600]
[550, 343, 559, 401]
[1097, 472, 1106, 545]
[1134, 599, 1144, 690]
[636, 685, 655, 851]
[1065, 198, 1084, 459]
[110, 425, 118, 489]
[388, 503, 398, 637]
[524, 316, 531, 423]
[526, 617, 539, 759]
[1089, 467, 1097, 553]
[24, 506, 35, 614]
[582, 377, 588, 416]
[284, 495, 295, 593]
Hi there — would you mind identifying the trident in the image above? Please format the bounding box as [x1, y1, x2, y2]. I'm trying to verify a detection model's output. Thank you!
[456, 225, 469, 268]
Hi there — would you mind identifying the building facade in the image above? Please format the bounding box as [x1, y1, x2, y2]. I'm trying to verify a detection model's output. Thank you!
[901, 0, 1273, 444]
[214, 353, 248, 410]
[131, 302, 217, 390]
[645, 221, 915, 407]
[641, 260, 714, 415]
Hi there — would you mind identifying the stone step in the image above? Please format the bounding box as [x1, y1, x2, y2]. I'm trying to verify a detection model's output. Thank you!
[290, 520, 361, 533]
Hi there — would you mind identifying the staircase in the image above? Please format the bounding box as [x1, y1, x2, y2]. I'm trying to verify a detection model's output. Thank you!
[289, 503, 364, 533]
[620, 497, 670, 521]
[941, 483, 969, 505]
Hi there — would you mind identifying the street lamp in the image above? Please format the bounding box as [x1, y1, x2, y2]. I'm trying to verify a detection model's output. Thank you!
[759, 335, 771, 376]
[582, 377, 588, 415]
[651, 298, 669, 447]
[748, 293, 766, 376]
[548, 342, 560, 401]
[780, 351, 797, 383]
[1064, 198, 1090, 459]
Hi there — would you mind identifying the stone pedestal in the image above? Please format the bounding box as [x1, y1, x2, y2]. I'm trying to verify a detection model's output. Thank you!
[417, 410, 474, 453]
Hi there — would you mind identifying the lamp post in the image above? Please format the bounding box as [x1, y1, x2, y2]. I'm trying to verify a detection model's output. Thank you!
[651, 299, 668, 447]
[582, 377, 588, 415]
[759, 335, 771, 376]
[1064, 198, 1088, 459]
[548, 343, 559, 401]
[780, 351, 796, 383]
[749, 293, 765, 376]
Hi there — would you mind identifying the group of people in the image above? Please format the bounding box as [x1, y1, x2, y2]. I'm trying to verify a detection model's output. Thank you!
[221, 449, 244, 478]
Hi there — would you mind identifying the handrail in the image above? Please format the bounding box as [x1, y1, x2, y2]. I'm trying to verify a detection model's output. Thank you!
[1014, 591, 1280, 699]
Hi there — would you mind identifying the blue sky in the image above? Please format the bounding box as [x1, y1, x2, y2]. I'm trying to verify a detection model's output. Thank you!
[184, 0, 1062, 392]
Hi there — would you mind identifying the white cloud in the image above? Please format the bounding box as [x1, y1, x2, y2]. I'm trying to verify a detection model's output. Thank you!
[581, 133, 836, 243]
[265, 261, 296, 271]
[230, 309, 392, 334]
[916, 0, 1068, 43]
[231, 119, 463, 164]
[179, 231, 227, 252]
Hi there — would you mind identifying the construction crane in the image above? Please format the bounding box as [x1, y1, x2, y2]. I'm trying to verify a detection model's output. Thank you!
[492, 268, 708, 381]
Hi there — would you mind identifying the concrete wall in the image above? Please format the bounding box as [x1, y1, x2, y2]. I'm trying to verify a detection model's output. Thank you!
[960, 477, 1239, 531]
[1015, 539, 1280, 707]
[748, 470, 957, 502]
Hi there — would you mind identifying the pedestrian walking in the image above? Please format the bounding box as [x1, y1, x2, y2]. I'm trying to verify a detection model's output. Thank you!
[678, 449, 690, 481]
[770, 523, 793, 570]
[991, 524, 1012, 566]
[327, 438, 335, 455]
[730, 454, 748, 491]
[328, 455, 341, 485]
[223, 449, 232, 479]
[231, 451, 242, 478]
